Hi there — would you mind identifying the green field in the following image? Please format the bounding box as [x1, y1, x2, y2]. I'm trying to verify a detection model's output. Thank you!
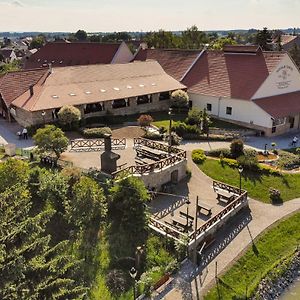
[204, 212, 300, 299]
[198, 158, 300, 203]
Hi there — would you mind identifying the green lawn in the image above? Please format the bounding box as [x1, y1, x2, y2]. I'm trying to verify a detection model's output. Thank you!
[204, 212, 300, 299]
[198, 158, 300, 203]
[151, 112, 186, 130]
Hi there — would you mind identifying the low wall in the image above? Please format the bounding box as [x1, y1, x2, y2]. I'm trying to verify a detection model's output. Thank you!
[138, 159, 187, 190]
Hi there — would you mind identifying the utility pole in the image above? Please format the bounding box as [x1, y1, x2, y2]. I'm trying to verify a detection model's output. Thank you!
[193, 196, 199, 264]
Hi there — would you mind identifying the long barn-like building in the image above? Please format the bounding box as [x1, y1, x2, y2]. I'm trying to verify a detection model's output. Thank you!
[0, 61, 185, 127]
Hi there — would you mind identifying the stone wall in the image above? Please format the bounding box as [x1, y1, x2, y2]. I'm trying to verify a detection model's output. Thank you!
[136, 159, 187, 190]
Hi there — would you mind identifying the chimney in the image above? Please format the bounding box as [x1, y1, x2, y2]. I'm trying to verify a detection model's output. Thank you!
[104, 133, 112, 151]
[29, 85, 34, 97]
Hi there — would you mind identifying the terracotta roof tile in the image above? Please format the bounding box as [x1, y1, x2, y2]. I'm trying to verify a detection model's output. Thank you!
[183, 50, 285, 100]
[0, 68, 49, 107]
[24, 42, 121, 69]
[280, 35, 298, 45]
[133, 48, 201, 81]
[253, 91, 300, 118]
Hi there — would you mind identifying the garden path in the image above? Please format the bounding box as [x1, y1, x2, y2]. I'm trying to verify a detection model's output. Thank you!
[154, 152, 300, 300]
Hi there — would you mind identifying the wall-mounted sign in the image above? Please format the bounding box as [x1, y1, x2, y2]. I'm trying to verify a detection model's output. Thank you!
[275, 65, 293, 89]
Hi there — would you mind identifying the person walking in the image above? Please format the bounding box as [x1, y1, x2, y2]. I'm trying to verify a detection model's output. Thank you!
[292, 136, 298, 146]
[22, 128, 28, 140]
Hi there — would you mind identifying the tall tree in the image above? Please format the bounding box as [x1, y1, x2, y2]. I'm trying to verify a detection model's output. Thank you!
[181, 25, 208, 49]
[75, 30, 88, 41]
[255, 27, 272, 50]
[0, 185, 87, 300]
[33, 125, 69, 159]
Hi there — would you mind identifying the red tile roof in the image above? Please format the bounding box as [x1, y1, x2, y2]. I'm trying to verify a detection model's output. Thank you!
[223, 45, 261, 53]
[0, 68, 49, 108]
[133, 48, 202, 81]
[280, 35, 298, 45]
[24, 42, 122, 69]
[183, 50, 285, 100]
[253, 91, 300, 118]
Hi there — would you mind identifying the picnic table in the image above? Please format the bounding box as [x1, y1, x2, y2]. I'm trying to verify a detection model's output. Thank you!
[197, 202, 212, 216]
[213, 187, 236, 204]
[172, 215, 193, 231]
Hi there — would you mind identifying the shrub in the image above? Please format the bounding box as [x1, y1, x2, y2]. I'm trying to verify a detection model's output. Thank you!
[172, 121, 200, 137]
[143, 131, 163, 140]
[165, 132, 182, 145]
[230, 139, 244, 158]
[221, 158, 238, 168]
[58, 105, 81, 130]
[237, 154, 259, 171]
[170, 90, 189, 108]
[192, 149, 206, 164]
[206, 148, 232, 158]
[105, 269, 129, 296]
[269, 188, 281, 203]
[186, 107, 202, 125]
[138, 114, 153, 127]
[82, 127, 112, 138]
[277, 150, 300, 169]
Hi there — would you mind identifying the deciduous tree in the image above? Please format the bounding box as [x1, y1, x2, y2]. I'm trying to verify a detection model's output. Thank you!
[58, 105, 81, 129]
[33, 125, 69, 159]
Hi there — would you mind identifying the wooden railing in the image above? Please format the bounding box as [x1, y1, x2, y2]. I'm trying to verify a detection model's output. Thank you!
[134, 138, 186, 158]
[189, 189, 248, 240]
[149, 217, 187, 242]
[212, 180, 241, 195]
[112, 153, 185, 179]
[70, 138, 126, 152]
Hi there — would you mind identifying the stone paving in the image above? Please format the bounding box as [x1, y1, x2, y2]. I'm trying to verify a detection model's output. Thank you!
[153, 155, 300, 300]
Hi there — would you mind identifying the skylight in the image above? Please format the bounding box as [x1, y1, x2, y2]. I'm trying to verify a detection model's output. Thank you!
[100, 89, 106, 93]
[85, 91, 92, 94]
[52, 95, 59, 99]
[113, 87, 120, 91]
[151, 83, 156, 86]
[69, 93, 76, 96]
[139, 84, 145, 87]
[127, 85, 132, 89]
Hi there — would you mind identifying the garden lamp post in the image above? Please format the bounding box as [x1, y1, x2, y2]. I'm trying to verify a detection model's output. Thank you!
[168, 108, 173, 154]
[129, 267, 137, 300]
[185, 198, 191, 232]
[238, 165, 243, 194]
[41, 111, 46, 125]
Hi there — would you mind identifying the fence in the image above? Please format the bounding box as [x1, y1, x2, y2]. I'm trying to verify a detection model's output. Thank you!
[70, 138, 126, 152]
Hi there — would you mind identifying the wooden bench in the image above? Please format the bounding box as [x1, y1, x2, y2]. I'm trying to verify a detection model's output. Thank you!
[213, 187, 236, 204]
[172, 216, 193, 231]
[179, 211, 194, 221]
[197, 203, 212, 216]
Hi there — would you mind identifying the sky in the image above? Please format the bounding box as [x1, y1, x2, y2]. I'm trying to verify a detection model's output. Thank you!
[0, 0, 299, 32]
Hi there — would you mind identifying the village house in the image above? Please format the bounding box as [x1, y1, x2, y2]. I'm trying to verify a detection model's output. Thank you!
[275, 34, 300, 51]
[0, 48, 17, 63]
[24, 41, 134, 69]
[135, 45, 300, 136]
[0, 61, 185, 127]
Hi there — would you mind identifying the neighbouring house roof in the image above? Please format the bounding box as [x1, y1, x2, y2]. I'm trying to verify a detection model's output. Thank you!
[182, 49, 286, 100]
[0, 68, 49, 108]
[24, 42, 123, 69]
[280, 35, 298, 45]
[253, 91, 300, 118]
[0, 49, 15, 60]
[133, 48, 202, 81]
[12, 61, 186, 112]
[223, 45, 261, 53]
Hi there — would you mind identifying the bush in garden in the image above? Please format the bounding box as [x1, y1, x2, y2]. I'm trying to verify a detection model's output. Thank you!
[237, 154, 259, 171]
[143, 131, 163, 140]
[269, 188, 281, 203]
[172, 121, 200, 137]
[186, 107, 202, 125]
[58, 105, 81, 130]
[82, 127, 112, 138]
[137, 114, 153, 127]
[207, 148, 232, 158]
[192, 149, 206, 164]
[230, 139, 244, 158]
[221, 158, 238, 168]
[165, 132, 182, 145]
[277, 150, 300, 169]
[170, 90, 189, 108]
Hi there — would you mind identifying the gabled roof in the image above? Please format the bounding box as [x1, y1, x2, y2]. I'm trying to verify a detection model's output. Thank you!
[0, 49, 15, 59]
[0, 68, 49, 108]
[280, 35, 298, 45]
[253, 91, 300, 118]
[12, 61, 186, 112]
[24, 42, 123, 69]
[223, 45, 261, 54]
[133, 48, 202, 81]
[182, 49, 285, 100]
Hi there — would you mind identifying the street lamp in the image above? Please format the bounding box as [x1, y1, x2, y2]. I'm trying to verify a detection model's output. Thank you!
[185, 198, 191, 232]
[129, 267, 137, 300]
[238, 165, 243, 194]
[168, 108, 173, 154]
[41, 111, 46, 125]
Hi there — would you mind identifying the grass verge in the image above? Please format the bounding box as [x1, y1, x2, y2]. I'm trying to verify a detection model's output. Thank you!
[198, 158, 300, 203]
[204, 212, 300, 299]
